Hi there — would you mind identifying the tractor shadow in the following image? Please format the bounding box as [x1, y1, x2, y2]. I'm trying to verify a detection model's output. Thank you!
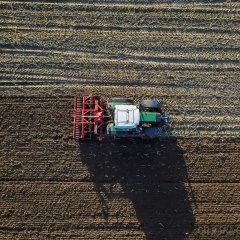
[79, 139, 195, 239]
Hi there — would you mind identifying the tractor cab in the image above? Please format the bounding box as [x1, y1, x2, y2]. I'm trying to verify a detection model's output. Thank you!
[106, 98, 141, 137]
[114, 105, 140, 129]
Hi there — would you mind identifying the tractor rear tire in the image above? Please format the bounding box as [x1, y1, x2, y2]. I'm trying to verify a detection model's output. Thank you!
[141, 99, 162, 112]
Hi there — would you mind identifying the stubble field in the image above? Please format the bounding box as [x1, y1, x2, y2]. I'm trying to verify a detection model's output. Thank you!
[0, 1, 240, 239]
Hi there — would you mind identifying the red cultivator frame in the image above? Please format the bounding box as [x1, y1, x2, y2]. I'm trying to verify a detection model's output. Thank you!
[73, 93, 104, 141]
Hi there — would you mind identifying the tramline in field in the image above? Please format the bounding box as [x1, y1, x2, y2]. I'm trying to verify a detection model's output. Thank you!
[73, 93, 171, 141]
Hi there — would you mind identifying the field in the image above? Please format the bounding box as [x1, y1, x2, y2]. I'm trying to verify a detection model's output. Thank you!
[0, 1, 240, 239]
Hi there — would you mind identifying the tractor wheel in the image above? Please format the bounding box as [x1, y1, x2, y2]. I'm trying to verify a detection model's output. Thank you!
[141, 99, 162, 112]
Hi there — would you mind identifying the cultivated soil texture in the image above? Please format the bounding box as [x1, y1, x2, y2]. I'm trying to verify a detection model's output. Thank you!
[0, 1, 240, 239]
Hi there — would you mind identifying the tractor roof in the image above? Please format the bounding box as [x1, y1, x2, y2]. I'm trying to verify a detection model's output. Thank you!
[114, 105, 140, 129]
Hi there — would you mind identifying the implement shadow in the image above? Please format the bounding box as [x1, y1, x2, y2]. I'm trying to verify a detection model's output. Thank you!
[79, 139, 195, 239]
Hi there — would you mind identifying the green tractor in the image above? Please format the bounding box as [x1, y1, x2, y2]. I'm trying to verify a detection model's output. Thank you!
[73, 94, 171, 141]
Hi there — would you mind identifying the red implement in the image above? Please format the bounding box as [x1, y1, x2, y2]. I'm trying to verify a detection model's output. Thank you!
[73, 93, 104, 141]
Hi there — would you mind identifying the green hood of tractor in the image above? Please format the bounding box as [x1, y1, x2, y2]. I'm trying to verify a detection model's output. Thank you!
[140, 112, 158, 123]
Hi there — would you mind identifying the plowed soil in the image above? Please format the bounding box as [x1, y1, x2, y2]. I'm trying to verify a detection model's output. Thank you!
[0, 96, 239, 239]
[0, 1, 240, 239]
